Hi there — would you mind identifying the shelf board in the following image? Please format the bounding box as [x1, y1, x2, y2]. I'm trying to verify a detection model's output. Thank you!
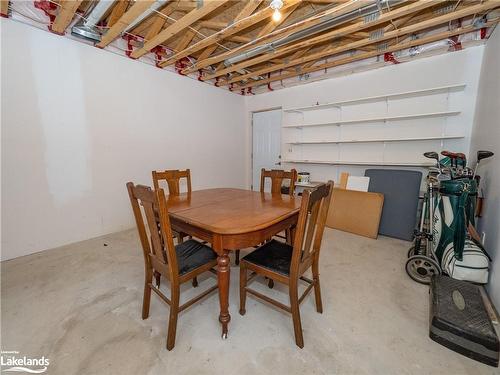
[283, 111, 460, 128]
[286, 135, 465, 145]
[283, 160, 435, 167]
[283, 84, 466, 113]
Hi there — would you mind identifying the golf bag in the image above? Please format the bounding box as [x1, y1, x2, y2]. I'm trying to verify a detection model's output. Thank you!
[432, 178, 490, 284]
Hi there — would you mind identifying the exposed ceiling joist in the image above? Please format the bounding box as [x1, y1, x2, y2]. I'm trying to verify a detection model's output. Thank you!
[51, 0, 84, 35]
[1, 0, 9, 17]
[158, 0, 304, 68]
[130, 0, 230, 59]
[9, 0, 498, 94]
[175, 1, 198, 12]
[97, 1, 155, 48]
[226, 1, 500, 86]
[228, 35, 252, 44]
[236, 20, 498, 90]
[144, 2, 177, 41]
[181, 0, 373, 74]
[107, 0, 129, 28]
[172, 26, 198, 52]
[199, 20, 227, 29]
[205, 0, 434, 81]
[196, 0, 264, 62]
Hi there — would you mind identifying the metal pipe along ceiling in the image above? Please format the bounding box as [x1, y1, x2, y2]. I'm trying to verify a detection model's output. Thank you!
[224, 0, 405, 67]
[72, 0, 169, 43]
[71, 1, 116, 42]
[124, 0, 170, 32]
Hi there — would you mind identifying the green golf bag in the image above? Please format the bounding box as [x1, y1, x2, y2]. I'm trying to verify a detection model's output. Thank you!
[432, 178, 490, 284]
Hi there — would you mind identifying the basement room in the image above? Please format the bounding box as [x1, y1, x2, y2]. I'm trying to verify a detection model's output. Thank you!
[1, 0, 500, 374]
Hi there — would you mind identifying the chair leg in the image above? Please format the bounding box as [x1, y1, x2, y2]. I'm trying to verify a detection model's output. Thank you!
[166, 286, 180, 351]
[142, 268, 153, 320]
[312, 261, 323, 314]
[235, 250, 240, 265]
[192, 277, 198, 288]
[239, 264, 247, 315]
[289, 281, 304, 348]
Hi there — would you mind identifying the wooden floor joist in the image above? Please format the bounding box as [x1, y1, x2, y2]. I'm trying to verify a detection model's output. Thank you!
[97, 1, 155, 48]
[158, 0, 304, 68]
[1, 0, 9, 17]
[196, 0, 264, 63]
[143, 3, 178, 41]
[6, 0, 498, 93]
[106, 0, 129, 28]
[203, 0, 437, 81]
[236, 19, 498, 91]
[181, 0, 369, 73]
[224, 0, 500, 85]
[130, 0, 230, 59]
[50, 0, 83, 35]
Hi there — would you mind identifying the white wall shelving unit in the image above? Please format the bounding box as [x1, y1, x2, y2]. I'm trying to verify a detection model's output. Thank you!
[282, 84, 467, 169]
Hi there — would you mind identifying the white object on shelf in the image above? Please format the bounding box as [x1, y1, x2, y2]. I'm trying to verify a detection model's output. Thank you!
[346, 176, 370, 192]
[283, 84, 466, 112]
[283, 160, 435, 167]
[285, 135, 465, 145]
[282, 111, 460, 128]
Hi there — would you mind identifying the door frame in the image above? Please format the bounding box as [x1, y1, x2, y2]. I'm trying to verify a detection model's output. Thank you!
[250, 107, 282, 190]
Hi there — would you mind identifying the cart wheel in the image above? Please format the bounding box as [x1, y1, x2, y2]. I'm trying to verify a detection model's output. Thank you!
[405, 255, 441, 284]
[407, 246, 415, 258]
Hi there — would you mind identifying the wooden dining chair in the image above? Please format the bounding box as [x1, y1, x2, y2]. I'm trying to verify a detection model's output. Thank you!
[152, 169, 192, 196]
[127, 182, 218, 351]
[152, 169, 193, 284]
[260, 168, 298, 196]
[234, 168, 298, 266]
[239, 181, 334, 348]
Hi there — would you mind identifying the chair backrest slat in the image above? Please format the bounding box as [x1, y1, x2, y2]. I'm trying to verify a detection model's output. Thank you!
[291, 181, 334, 272]
[260, 168, 297, 196]
[127, 182, 179, 278]
[152, 169, 192, 196]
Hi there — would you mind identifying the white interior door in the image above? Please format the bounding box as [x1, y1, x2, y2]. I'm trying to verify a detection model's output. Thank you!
[252, 109, 282, 191]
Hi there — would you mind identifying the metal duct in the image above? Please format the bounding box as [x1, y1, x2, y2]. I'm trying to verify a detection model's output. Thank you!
[224, 0, 405, 67]
[72, 0, 169, 43]
[125, 0, 170, 32]
[71, 0, 116, 42]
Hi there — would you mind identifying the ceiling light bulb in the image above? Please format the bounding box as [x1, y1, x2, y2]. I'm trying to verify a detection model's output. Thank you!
[272, 8, 282, 22]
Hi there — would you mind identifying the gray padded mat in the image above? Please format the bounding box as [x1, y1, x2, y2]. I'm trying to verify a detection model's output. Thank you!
[364, 169, 422, 241]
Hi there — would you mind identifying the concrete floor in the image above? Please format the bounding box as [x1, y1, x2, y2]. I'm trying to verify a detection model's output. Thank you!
[1, 229, 497, 375]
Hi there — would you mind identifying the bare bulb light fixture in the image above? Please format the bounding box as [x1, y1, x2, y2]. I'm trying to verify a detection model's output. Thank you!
[270, 0, 283, 22]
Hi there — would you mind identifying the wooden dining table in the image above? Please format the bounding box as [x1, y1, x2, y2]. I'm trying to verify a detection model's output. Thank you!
[165, 188, 301, 338]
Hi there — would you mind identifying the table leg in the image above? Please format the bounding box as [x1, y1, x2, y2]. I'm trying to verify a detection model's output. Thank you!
[216, 249, 231, 338]
[287, 224, 297, 245]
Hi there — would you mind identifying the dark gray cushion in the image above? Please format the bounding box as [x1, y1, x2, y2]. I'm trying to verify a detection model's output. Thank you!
[176, 240, 217, 275]
[364, 169, 422, 241]
[242, 240, 293, 276]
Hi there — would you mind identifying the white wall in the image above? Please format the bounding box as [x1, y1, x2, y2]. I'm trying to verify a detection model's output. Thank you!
[470, 27, 500, 307]
[1, 20, 246, 261]
[244, 47, 484, 187]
